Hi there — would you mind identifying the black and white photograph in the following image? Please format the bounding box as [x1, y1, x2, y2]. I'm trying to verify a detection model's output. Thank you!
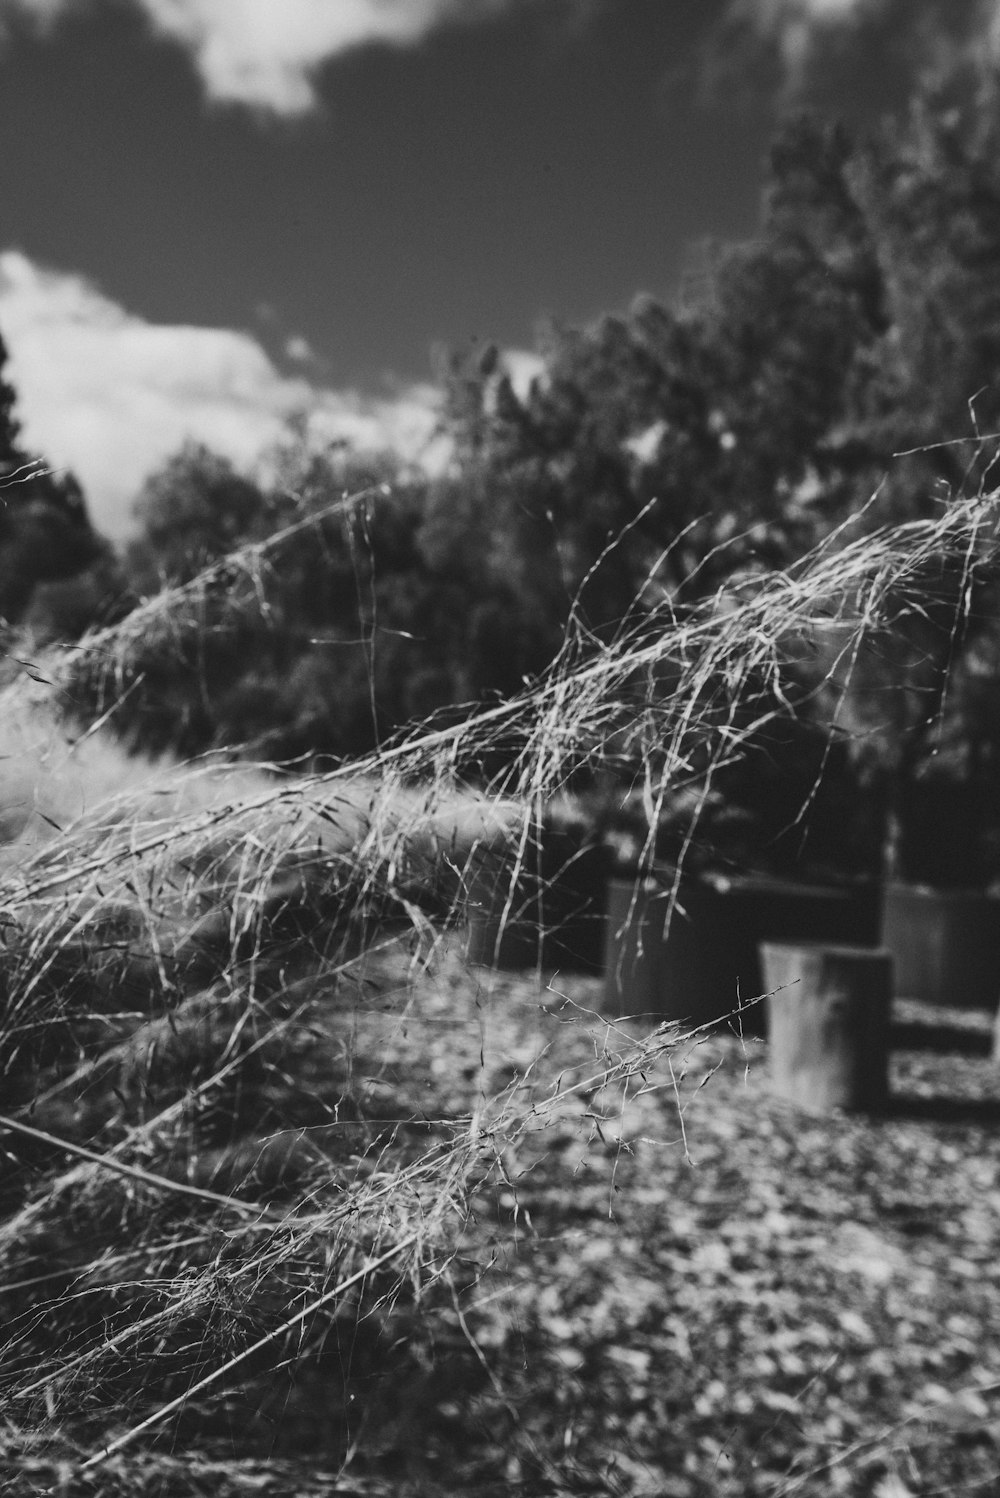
[1, 2, 1000, 1493]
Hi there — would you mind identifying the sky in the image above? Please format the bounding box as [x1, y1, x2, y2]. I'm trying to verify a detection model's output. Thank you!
[0, 0, 996, 537]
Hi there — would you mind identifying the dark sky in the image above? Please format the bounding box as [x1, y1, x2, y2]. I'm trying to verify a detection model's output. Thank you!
[0, 0, 764, 382]
[0, 0, 979, 532]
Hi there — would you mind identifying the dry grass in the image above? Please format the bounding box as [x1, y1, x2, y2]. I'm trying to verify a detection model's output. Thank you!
[0, 485, 997, 1490]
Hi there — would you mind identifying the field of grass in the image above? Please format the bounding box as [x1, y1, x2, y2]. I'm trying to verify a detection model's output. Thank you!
[2, 492, 1000, 1494]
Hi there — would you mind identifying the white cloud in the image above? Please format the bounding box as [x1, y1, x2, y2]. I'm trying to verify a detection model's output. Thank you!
[0, 250, 443, 538]
[0, 0, 519, 113]
[284, 333, 314, 364]
[143, 0, 513, 114]
[501, 348, 545, 399]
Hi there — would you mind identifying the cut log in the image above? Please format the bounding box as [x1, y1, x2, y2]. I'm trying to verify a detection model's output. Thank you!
[761, 942, 893, 1114]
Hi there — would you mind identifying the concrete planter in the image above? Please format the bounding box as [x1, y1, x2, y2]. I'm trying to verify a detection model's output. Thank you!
[464, 834, 610, 973]
[604, 870, 881, 1031]
[603, 872, 730, 1024]
[881, 882, 1000, 1010]
[715, 875, 882, 1034]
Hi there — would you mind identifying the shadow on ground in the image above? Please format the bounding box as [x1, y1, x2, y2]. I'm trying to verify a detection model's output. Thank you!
[890, 1020, 992, 1057]
[885, 1094, 1000, 1125]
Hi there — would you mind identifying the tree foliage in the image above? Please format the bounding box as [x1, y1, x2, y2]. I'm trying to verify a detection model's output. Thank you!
[110, 60, 1000, 877]
[0, 327, 20, 464]
[0, 326, 121, 637]
[127, 442, 275, 589]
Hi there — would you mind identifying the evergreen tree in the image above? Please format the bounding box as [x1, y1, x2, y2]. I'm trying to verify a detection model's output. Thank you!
[0, 327, 20, 466]
[0, 322, 118, 630]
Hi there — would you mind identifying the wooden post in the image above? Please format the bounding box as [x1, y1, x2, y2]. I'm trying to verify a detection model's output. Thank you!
[761, 942, 893, 1114]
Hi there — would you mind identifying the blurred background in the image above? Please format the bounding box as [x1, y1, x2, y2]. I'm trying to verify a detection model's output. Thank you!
[3, 0, 1000, 887]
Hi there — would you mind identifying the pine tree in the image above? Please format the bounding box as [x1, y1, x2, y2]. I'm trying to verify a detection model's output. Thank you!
[0, 321, 119, 630]
[0, 327, 23, 472]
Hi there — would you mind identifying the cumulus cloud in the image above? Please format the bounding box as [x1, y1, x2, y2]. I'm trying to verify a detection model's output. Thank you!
[0, 250, 443, 538]
[0, 0, 519, 113]
[501, 348, 545, 398]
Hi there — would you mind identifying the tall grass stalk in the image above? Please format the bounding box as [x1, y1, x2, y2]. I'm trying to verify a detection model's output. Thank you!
[0, 485, 996, 1486]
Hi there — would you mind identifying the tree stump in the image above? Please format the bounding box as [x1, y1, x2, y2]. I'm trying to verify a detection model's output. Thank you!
[761, 942, 893, 1114]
